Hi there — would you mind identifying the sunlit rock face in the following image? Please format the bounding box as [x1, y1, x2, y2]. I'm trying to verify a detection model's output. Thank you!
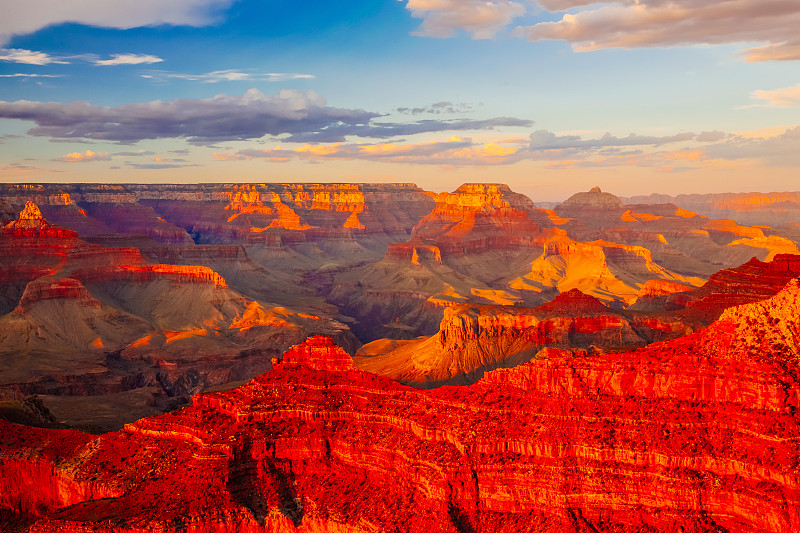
[409, 183, 549, 255]
[353, 288, 695, 387]
[2, 183, 800, 435]
[0, 201, 356, 430]
[622, 190, 800, 228]
[3, 287, 800, 533]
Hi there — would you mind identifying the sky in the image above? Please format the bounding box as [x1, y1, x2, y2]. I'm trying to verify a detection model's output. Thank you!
[1, 0, 799, 201]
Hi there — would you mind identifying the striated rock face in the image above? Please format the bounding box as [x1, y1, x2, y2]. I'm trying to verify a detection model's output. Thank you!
[671, 253, 800, 322]
[14, 277, 101, 312]
[0, 202, 81, 315]
[622, 190, 800, 227]
[0, 201, 358, 429]
[409, 183, 547, 255]
[509, 229, 701, 307]
[3, 301, 800, 533]
[354, 288, 694, 386]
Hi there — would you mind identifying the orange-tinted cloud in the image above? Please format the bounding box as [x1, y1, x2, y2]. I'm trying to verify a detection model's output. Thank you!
[514, 0, 800, 62]
[56, 149, 111, 162]
[403, 0, 526, 39]
[215, 136, 528, 166]
[750, 83, 800, 108]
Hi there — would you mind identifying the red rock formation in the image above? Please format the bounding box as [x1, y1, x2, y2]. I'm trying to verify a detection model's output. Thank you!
[384, 243, 443, 264]
[668, 254, 800, 323]
[409, 184, 546, 255]
[70, 264, 229, 287]
[3, 292, 800, 532]
[354, 289, 694, 386]
[623, 190, 800, 227]
[14, 277, 101, 313]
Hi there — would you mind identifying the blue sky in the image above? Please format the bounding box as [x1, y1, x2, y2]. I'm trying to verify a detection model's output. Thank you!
[1, 0, 799, 201]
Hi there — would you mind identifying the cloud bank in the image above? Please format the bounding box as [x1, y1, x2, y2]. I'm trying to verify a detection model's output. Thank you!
[0, 89, 531, 144]
[213, 127, 800, 170]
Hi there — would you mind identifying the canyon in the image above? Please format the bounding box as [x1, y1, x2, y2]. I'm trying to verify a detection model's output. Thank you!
[2, 275, 800, 531]
[1, 182, 799, 531]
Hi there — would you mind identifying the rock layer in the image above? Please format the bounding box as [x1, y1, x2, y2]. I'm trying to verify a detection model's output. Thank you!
[2, 280, 800, 533]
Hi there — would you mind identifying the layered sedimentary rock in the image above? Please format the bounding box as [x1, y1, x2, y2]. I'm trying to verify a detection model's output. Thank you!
[623, 190, 800, 228]
[355, 288, 694, 386]
[0, 203, 356, 430]
[553, 187, 800, 277]
[669, 253, 800, 322]
[3, 283, 800, 532]
[409, 183, 549, 255]
[0, 202, 81, 315]
[508, 229, 702, 307]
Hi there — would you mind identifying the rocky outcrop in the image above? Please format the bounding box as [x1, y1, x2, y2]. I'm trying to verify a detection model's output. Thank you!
[623, 190, 800, 228]
[70, 264, 229, 287]
[3, 305, 800, 532]
[409, 183, 548, 255]
[672, 253, 800, 323]
[354, 289, 694, 386]
[557, 185, 624, 210]
[14, 277, 101, 313]
[509, 229, 701, 307]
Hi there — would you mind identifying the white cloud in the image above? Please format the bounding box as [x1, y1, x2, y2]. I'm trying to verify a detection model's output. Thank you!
[0, 73, 63, 78]
[515, 0, 800, 62]
[402, 0, 526, 39]
[0, 48, 68, 65]
[93, 53, 163, 66]
[750, 83, 800, 107]
[0, 0, 234, 46]
[142, 69, 314, 83]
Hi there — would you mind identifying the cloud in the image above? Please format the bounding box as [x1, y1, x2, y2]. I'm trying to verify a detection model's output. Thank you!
[402, 0, 526, 39]
[215, 125, 800, 171]
[141, 69, 314, 83]
[0, 89, 532, 144]
[0, 88, 376, 144]
[214, 136, 530, 166]
[113, 150, 156, 157]
[0, 73, 63, 78]
[750, 83, 800, 108]
[125, 162, 199, 169]
[396, 101, 473, 115]
[93, 53, 163, 66]
[543, 126, 800, 170]
[528, 129, 701, 152]
[0, 48, 68, 65]
[283, 117, 533, 143]
[2, 48, 164, 66]
[0, 0, 234, 46]
[55, 149, 111, 162]
[514, 0, 800, 62]
[0, 163, 63, 177]
[704, 126, 800, 166]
